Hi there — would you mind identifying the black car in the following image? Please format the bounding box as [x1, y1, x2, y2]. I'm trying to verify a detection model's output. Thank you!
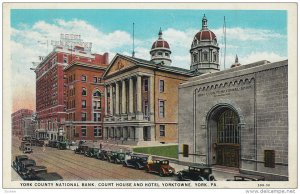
[96, 150, 110, 160]
[177, 165, 216, 181]
[123, 154, 148, 169]
[12, 155, 28, 171]
[85, 147, 100, 157]
[36, 172, 63, 181]
[57, 141, 68, 150]
[23, 146, 33, 154]
[25, 166, 47, 180]
[74, 145, 89, 154]
[18, 159, 36, 178]
[108, 152, 127, 164]
[48, 140, 58, 148]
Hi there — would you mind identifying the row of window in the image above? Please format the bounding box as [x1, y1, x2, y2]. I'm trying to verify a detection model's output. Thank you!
[143, 79, 165, 93]
[193, 52, 217, 63]
[81, 126, 102, 137]
[151, 52, 169, 57]
[81, 75, 101, 83]
[80, 112, 102, 122]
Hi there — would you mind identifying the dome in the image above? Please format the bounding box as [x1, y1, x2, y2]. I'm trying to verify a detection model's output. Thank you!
[151, 28, 170, 50]
[194, 30, 217, 42]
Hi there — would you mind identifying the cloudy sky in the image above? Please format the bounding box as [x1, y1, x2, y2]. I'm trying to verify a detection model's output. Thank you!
[10, 9, 287, 112]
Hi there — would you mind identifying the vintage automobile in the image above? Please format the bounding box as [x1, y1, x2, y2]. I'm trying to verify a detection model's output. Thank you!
[57, 141, 68, 150]
[23, 146, 33, 154]
[74, 145, 89, 154]
[25, 166, 47, 180]
[47, 140, 58, 148]
[85, 147, 100, 157]
[123, 154, 148, 169]
[33, 139, 45, 147]
[22, 136, 31, 142]
[12, 155, 29, 171]
[107, 152, 127, 164]
[227, 174, 265, 181]
[96, 150, 110, 160]
[36, 172, 63, 181]
[18, 159, 36, 178]
[145, 159, 175, 177]
[177, 165, 216, 181]
[19, 141, 31, 151]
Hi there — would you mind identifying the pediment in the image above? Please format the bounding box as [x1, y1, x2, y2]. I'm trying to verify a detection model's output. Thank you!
[106, 57, 136, 76]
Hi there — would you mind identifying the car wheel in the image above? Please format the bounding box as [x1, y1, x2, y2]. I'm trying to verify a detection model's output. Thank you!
[135, 164, 139, 170]
[159, 170, 164, 177]
[145, 167, 149, 173]
[123, 162, 127, 167]
[178, 173, 183, 181]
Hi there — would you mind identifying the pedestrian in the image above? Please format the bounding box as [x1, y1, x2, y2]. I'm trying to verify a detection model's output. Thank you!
[100, 143, 103, 150]
[42, 143, 46, 152]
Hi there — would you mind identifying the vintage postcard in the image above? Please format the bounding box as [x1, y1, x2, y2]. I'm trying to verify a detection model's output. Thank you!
[2, 2, 298, 191]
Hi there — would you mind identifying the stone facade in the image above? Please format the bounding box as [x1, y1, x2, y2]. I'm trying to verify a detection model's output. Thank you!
[178, 60, 288, 180]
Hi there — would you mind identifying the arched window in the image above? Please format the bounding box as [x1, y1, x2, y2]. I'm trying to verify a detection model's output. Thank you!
[93, 91, 101, 97]
[193, 53, 198, 63]
[82, 88, 87, 96]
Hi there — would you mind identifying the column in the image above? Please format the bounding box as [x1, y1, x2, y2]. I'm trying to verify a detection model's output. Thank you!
[129, 77, 134, 116]
[149, 76, 154, 122]
[109, 85, 113, 115]
[135, 126, 144, 142]
[136, 75, 142, 119]
[104, 86, 108, 116]
[121, 79, 126, 115]
[123, 127, 128, 140]
[150, 126, 155, 141]
[115, 81, 120, 115]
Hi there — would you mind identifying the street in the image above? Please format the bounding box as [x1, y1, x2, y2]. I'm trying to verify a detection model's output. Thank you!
[11, 138, 176, 181]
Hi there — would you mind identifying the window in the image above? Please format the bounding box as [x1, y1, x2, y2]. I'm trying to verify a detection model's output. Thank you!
[203, 53, 208, 61]
[165, 53, 169, 57]
[193, 53, 197, 63]
[93, 101, 101, 110]
[82, 88, 87, 96]
[93, 91, 101, 97]
[93, 113, 101, 122]
[82, 100, 86, 108]
[159, 100, 165, 118]
[81, 75, 87, 82]
[81, 112, 87, 121]
[81, 126, 87, 137]
[93, 77, 97, 83]
[144, 101, 149, 116]
[144, 78, 148, 92]
[160, 125, 165, 136]
[63, 56, 68, 63]
[158, 52, 163, 56]
[183, 144, 189, 157]
[159, 80, 164, 92]
[264, 150, 275, 168]
[94, 126, 102, 137]
[98, 77, 101, 83]
[213, 54, 217, 62]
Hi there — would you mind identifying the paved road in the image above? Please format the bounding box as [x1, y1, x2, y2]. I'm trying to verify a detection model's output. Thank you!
[11, 138, 176, 181]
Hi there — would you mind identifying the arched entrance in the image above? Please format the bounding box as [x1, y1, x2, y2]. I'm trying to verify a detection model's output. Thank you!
[207, 105, 241, 168]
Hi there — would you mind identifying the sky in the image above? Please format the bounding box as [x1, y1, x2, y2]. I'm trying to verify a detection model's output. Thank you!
[10, 9, 287, 112]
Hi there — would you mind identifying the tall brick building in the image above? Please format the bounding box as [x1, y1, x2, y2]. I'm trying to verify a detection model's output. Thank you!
[178, 16, 288, 180]
[34, 34, 108, 141]
[64, 59, 108, 141]
[11, 109, 33, 137]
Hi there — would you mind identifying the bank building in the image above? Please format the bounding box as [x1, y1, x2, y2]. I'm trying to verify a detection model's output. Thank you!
[178, 15, 288, 180]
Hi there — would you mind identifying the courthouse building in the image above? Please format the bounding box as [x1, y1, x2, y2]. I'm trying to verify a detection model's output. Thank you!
[103, 29, 194, 144]
[178, 16, 288, 180]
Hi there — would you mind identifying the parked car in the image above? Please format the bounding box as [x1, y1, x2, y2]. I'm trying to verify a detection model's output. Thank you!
[57, 141, 68, 150]
[34, 139, 45, 147]
[12, 155, 28, 171]
[145, 159, 175, 177]
[18, 159, 36, 178]
[23, 146, 33, 154]
[177, 165, 216, 181]
[85, 147, 99, 157]
[25, 166, 47, 180]
[22, 136, 31, 142]
[47, 140, 58, 148]
[123, 154, 148, 169]
[96, 150, 110, 160]
[227, 174, 265, 181]
[74, 145, 89, 154]
[107, 152, 127, 164]
[36, 172, 63, 181]
[19, 141, 31, 151]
